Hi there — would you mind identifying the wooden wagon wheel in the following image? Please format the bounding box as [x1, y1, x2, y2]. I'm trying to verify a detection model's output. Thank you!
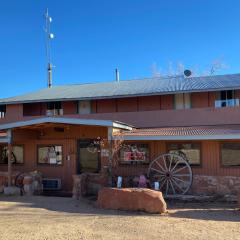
[147, 153, 193, 196]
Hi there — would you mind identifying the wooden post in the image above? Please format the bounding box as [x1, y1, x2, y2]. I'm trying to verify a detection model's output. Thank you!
[107, 127, 113, 187]
[7, 129, 12, 187]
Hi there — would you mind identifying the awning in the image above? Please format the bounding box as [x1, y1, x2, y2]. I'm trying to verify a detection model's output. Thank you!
[115, 125, 240, 140]
[0, 117, 133, 131]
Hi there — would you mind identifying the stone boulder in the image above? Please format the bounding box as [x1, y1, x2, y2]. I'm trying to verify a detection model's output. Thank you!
[97, 187, 167, 214]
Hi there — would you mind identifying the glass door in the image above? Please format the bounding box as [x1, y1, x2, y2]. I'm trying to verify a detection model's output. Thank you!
[77, 140, 100, 173]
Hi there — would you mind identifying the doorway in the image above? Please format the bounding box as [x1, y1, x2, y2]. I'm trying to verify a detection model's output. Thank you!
[77, 139, 100, 174]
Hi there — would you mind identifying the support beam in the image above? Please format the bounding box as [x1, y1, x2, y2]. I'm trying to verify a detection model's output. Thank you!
[7, 129, 12, 187]
[107, 127, 113, 187]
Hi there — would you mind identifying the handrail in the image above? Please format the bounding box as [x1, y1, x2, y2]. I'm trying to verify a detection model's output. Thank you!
[215, 99, 239, 108]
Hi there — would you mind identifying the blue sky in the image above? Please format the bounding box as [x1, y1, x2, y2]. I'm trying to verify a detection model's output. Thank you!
[1, 0, 240, 98]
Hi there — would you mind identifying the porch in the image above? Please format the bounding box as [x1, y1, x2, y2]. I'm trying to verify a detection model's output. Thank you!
[0, 117, 131, 194]
[0, 118, 240, 197]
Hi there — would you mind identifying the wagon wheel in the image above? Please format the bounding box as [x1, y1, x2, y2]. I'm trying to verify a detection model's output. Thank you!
[147, 153, 192, 196]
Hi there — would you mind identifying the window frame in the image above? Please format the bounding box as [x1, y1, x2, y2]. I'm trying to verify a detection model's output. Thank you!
[47, 101, 62, 110]
[77, 100, 92, 114]
[0, 105, 6, 119]
[77, 139, 101, 174]
[118, 142, 151, 165]
[0, 144, 25, 165]
[220, 141, 240, 167]
[37, 144, 64, 166]
[166, 141, 202, 167]
[174, 93, 191, 110]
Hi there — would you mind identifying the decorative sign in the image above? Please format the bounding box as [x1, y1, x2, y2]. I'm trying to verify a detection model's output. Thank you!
[101, 149, 109, 157]
[123, 151, 146, 161]
[49, 158, 57, 164]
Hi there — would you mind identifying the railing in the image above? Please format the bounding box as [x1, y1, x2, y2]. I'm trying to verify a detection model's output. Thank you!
[215, 99, 240, 108]
[46, 109, 64, 116]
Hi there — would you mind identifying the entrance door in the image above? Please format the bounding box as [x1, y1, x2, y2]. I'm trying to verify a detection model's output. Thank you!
[77, 140, 100, 174]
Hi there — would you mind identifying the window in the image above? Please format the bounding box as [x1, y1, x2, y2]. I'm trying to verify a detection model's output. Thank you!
[78, 100, 91, 114]
[221, 142, 240, 166]
[0, 145, 24, 164]
[38, 145, 63, 165]
[215, 90, 238, 107]
[174, 93, 191, 109]
[78, 140, 100, 173]
[167, 143, 201, 165]
[119, 143, 150, 164]
[46, 101, 63, 115]
[0, 105, 6, 118]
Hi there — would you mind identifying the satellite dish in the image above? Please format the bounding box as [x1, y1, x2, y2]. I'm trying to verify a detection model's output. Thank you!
[184, 69, 192, 77]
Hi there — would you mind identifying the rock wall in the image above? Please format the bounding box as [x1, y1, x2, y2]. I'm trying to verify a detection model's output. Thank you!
[0, 171, 19, 193]
[73, 173, 240, 198]
[72, 173, 108, 199]
[191, 175, 240, 196]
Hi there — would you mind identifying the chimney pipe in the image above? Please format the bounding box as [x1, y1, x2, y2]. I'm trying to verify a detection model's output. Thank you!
[115, 68, 120, 82]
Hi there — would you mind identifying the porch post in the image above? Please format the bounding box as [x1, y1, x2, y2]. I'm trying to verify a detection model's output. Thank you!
[7, 129, 12, 187]
[107, 127, 113, 187]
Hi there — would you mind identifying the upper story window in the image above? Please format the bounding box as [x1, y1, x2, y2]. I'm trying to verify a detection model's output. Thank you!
[215, 90, 238, 108]
[0, 105, 6, 118]
[174, 93, 191, 110]
[78, 100, 91, 114]
[46, 101, 63, 116]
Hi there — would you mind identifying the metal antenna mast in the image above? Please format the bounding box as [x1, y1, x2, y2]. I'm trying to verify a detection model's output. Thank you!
[44, 8, 54, 88]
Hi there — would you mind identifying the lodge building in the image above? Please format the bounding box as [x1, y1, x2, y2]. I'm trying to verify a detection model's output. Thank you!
[0, 73, 240, 196]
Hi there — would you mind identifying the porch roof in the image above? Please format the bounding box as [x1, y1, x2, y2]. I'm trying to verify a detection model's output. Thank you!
[116, 125, 240, 140]
[0, 117, 133, 131]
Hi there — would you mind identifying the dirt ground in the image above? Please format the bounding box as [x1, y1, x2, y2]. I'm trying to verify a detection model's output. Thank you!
[0, 195, 239, 240]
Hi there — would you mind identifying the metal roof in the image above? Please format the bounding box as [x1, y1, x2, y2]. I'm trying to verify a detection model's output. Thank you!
[116, 125, 240, 140]
[0, 117, 133, 131]
[1, 73, 240, 104]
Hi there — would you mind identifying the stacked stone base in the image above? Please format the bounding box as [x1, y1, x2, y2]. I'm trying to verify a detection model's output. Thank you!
[72, 173, 108, 199]
[0, 171, 19, 193]
[73, 173, 240, 199]
[0, 171, 43, 196]
[191, 175, 240, 196]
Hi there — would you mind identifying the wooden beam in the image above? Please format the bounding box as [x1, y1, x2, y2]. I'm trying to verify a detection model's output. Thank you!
[7, 129, 12, 187]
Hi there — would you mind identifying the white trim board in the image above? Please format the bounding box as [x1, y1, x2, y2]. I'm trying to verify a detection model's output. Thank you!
[0, 117, 133, 131]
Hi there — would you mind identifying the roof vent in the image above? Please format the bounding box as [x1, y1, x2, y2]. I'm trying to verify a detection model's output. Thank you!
[183, 69, 192, 77]
[115, 68, 120, 82]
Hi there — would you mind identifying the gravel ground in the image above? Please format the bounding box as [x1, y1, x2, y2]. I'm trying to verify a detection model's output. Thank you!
[0, 195, 239, 240]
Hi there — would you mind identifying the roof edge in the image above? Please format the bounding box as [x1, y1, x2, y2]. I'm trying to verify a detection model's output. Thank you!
[2, 85, 240, 105]
[0, 117, 133, 131]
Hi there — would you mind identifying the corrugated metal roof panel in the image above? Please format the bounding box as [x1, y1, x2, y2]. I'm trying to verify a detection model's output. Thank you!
[117, 125, 240, 140]
[1, 73, 240, 104]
